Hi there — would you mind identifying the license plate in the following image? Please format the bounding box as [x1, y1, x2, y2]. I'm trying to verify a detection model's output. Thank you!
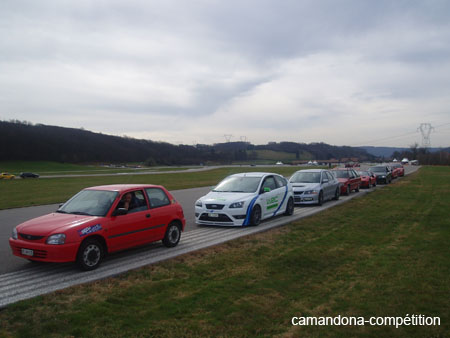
[208, 213, 219, 218]
[302, 198, 313, 201]
[21, 248, 34, 256]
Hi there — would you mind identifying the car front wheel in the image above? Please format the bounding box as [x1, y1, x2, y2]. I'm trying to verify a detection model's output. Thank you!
[250, 205, 261, 226]
[77, 238, 104, 271]
[317, 191, 324, 206]
[163, 222, 181, 247]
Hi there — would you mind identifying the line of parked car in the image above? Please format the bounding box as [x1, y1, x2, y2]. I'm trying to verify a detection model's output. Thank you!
[8, 163, 405, 271]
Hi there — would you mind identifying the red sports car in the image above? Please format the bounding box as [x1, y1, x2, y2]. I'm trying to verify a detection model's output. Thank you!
[9, 184, 185, 270]
[391, 163, 405, 177]
[332, 168, 362, 195]
[358, 171, 377, 188]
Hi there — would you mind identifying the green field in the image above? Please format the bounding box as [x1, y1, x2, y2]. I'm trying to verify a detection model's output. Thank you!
[0, 166, 448, 337]
[0, 166, 303, 209]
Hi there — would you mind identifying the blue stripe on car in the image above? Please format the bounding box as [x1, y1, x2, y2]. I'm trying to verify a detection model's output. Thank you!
[243, 195, 259, 226]
[272, 185, 289, 217]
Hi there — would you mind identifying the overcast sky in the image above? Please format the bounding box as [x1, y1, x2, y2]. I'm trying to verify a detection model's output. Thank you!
[1, 0, 449, 147]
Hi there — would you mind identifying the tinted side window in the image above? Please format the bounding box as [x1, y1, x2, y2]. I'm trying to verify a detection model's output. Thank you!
[145, 188, 171, 208]
[274, 175, 287, 188]
[325, 172, 334, 181]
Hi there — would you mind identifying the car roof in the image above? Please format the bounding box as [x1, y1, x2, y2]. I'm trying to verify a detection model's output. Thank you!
[230, 172, 279, 178]
[293, 169, 326, 173]
[85, 184, 163, 192]
[332, 168, 353, 170]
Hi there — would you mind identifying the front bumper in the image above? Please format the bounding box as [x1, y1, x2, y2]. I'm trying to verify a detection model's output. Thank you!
[376, 177, 388, 184]
[293, 192, 319, 205]
[9, 238, 79, 263]
[195, 208, 247, 226]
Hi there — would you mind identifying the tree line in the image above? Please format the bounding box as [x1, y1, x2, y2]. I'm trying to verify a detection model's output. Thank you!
[1, 120, 380, 165]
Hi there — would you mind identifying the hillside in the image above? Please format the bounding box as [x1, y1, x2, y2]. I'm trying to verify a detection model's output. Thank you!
[1, 120, 374, 164]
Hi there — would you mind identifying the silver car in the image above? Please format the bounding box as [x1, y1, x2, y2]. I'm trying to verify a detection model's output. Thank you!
[289, 169, 340, 205]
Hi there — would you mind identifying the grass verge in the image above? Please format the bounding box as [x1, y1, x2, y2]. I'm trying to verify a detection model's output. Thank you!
[0, 166, 448, 337]
[0, 166, 302, 209]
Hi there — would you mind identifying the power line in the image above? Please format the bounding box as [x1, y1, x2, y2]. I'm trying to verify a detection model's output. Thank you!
[350, 122, 449, 147]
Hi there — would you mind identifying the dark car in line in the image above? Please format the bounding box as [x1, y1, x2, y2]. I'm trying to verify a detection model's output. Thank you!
[368, 166, 392, 184]
[20, 172, 40, 179]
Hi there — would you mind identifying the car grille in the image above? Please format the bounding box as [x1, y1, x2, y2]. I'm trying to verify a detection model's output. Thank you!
[199, 213, 233, 222]
[294, 191, 304, 195]
[11, 244, 47, 258]
[19, 233, 45, 241]
[205, 204, 225, 210]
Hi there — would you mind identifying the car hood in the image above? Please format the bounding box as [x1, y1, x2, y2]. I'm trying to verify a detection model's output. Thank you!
[200, 191, 256, 204]
[291, 183, 320, 191]
[16, 213, 100, 236]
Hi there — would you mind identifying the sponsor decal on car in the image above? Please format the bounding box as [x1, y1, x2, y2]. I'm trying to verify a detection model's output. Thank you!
[266, 196, 279, 210]
[78, 224, 102, 237]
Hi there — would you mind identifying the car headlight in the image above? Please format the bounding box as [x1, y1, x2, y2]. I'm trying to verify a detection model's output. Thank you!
[12, 227, 18, 240]
[381, 175, 386, 178]
[229, 201, 245, 208]
[304, 190, 319, 195]
[195, 200, 202, 207]
[46, 234, 66, 245]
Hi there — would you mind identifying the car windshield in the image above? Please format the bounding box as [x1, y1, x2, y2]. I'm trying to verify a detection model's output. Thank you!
[290, 172, 321, 183]
[370, 167, 386, 173]
[213, 176, 261, 193]
[57, 190, 118, 217]
[333, 170, 350, 178]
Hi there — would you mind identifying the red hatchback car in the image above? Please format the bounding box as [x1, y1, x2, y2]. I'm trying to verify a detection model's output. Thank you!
[332, 168, 362, 195]
[9, 184, 186, 270]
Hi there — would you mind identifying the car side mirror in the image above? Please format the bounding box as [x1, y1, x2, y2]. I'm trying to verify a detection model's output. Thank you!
[322, 179, 329, 183]
[112, 208, 128, 216]
[262, 187, 271, 193]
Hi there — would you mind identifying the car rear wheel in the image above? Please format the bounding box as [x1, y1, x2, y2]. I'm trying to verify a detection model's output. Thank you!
[250, 205, 261, 226]
[346, 185, 350, 195]
[334, 187, 340, 200]
[162, 222, 181, 248]
[77, 238, 104, 271]
[355, 184, 360, 192]
[284, 197, 294, 216]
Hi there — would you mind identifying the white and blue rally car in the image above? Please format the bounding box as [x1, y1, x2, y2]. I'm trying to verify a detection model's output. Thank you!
[195, 172, 294, 226]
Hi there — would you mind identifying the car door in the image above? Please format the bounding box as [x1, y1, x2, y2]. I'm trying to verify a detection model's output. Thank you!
[144, 187, 174, 241]
[274, 175, 290, 213]
[106, 189, 152, 252]
[260, 176, 281, 218]
[322, 171, 334, 200]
